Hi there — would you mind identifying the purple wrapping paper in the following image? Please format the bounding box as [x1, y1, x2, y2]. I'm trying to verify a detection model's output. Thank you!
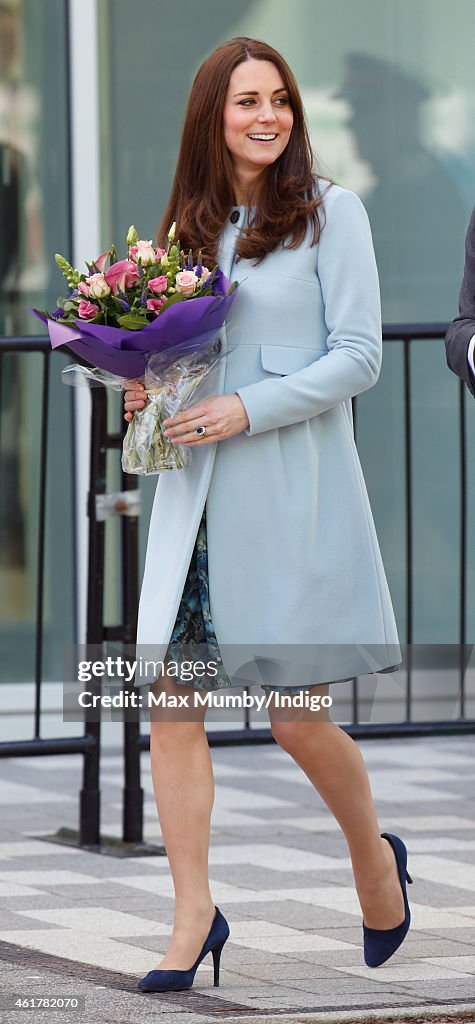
[30, 270, 240, 379]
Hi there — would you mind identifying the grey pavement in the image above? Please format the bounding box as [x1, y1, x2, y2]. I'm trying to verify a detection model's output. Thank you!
[0, 734, 474, 1024]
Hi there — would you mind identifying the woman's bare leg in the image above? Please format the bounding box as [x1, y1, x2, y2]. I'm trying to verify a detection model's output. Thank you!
[148, 675, 216, 970]
[268, 686, 405, 930]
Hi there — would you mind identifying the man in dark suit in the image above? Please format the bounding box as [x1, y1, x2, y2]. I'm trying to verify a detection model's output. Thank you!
[445, 208, 475, 397]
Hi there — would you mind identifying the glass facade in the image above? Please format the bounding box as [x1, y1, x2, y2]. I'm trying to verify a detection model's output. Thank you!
[98, 0, 475, 322]
[2, 0, 475, 691]
[0, 0, 75, 682]
[98, 0, 475, 644]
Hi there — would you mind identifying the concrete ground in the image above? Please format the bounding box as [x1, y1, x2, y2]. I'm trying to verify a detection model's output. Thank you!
[0, 734, 474, 1024]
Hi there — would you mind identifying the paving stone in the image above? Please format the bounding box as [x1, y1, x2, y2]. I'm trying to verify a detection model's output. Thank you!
[427, 926, 475, 945]
[0, 735, 474, 1020]
[397, 977, 475, 998]
[225, 961, 342, 981]
[233, 901, 360, 930]
[389, 934, 475, 958]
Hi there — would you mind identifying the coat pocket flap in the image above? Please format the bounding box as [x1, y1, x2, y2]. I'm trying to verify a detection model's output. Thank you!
[260, 344, 326, 376]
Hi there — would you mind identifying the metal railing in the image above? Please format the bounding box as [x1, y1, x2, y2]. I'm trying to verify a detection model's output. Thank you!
[0, 326, 473, 851]
[0, 337, 101, 847]
[379, 325, 470, 723]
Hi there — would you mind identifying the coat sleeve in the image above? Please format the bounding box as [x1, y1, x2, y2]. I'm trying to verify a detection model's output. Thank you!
[235, 188, 382, 436]
[444, 207, 475, 398]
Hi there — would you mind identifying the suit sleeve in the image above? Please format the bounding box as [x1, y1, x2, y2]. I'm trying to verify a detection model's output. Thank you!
[445, 208, 475, 397]
[235, 188, 382, 436]
[468, 334, 475, 378]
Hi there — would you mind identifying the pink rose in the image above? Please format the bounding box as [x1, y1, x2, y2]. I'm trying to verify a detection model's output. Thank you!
[105, 259, 139, 294]
[146, 297, 167, 315]
[148, 275, 168, 296]
[155, 246, 166, 260]
[78, 299, 99, 320]
[78, 280, 90, 296]
[93, 250, 111, 273]
[175, 270, 198, 297]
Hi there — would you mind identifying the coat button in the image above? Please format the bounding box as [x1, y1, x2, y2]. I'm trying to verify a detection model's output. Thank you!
[230, 210, 240, 224]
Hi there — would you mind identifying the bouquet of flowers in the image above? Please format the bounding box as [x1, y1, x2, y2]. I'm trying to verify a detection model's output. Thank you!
[31, 223, 240, 473]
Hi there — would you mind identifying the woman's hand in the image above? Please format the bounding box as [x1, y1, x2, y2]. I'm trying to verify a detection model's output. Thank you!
[123, 380, 146, 422]
[162, 394, 250, 445]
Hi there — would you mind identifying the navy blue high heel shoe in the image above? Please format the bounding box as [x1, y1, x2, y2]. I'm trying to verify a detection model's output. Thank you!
[363, 832, 413, 968]
[138, 906, 230, 992]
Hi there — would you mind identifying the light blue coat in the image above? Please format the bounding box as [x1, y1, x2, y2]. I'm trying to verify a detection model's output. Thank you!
[136, 183, 401, 686]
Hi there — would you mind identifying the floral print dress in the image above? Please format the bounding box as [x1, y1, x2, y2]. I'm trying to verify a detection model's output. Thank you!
[167, 505, 232, 691]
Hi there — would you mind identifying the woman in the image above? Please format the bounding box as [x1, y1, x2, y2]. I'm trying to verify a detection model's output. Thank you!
[124, 37, 411, 994]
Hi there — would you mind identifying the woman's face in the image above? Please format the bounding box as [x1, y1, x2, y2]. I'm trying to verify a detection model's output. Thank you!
[223, 58, 294, 183]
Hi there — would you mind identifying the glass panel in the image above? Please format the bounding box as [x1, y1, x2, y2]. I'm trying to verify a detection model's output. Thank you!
[0, 0, 71, 335]
[0, 0, 74, 688]
[99, 0, 475, 645]
[354, 342, 407, 640]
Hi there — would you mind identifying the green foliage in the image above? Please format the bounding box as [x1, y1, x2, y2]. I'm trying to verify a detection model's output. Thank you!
[55, 253, 80, 287]
[116, 312, 150, 330]
[157, 292, 185, 314]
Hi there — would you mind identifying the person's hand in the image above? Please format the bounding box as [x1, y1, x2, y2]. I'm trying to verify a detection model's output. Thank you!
[123, 380, 146, 422]
[162, 393, 250, 445]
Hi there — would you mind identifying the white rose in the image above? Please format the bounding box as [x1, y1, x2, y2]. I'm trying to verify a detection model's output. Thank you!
[135, 240, 157, 266]
[86, 273, 111, 299]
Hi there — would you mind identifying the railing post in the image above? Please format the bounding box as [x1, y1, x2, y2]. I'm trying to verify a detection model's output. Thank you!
[120, 448, 144, 845]
[78, 385, 106, 847]
[403, 335, 413, 722]
[34, 353, 50, 739]
[459, 379, 467, 718]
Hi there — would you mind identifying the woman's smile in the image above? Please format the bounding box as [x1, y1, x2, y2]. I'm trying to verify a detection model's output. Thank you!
[247, 133, 279, 143]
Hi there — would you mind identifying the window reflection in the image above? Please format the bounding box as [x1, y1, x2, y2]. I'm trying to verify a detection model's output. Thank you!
[0, 0, 74, 684]
[0, 0, 46, 336]
[335, 53, 468, 322]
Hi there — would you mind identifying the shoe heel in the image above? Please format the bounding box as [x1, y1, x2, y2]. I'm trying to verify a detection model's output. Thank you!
[364, 833, 412, 968]
[212, 942, 225, 987]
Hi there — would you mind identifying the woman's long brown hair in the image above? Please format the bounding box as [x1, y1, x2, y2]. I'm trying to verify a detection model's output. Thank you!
[156, 36, 332, 268]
